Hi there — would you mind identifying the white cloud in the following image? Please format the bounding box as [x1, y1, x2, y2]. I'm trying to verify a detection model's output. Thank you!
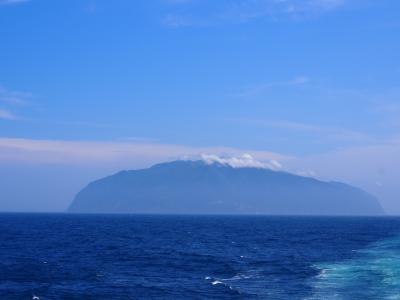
[0, 109, 18, 120]
[201, 153, 283, 170]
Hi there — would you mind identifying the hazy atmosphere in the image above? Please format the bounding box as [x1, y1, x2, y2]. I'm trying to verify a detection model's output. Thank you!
[1, 0, 400, 213]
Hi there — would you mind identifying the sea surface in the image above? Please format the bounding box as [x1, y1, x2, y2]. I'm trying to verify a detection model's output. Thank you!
[1, 214, 400, 299]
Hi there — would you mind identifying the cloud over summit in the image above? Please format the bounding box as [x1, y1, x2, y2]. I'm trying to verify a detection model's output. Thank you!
[201, 153, 283, 170]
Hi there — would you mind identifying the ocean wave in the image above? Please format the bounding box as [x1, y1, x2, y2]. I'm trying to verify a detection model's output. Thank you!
[307, 235, 400, 299]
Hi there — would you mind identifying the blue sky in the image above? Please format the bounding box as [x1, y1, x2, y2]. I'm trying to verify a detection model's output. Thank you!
[1, 0, 400, 212]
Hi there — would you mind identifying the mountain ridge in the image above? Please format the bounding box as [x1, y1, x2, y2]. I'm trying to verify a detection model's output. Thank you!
[68, 160, 384, 215]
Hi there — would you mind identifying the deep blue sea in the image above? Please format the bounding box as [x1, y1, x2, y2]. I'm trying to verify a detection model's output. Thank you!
[1, 214, 400, 299]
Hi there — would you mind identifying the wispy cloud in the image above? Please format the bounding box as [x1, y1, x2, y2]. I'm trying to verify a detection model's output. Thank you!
[0, 109, 18, 120]
[261, 120, 323, 132]
[116, 136, 159, 143]
[162, 14, 200, 28]
[278, 0, 346, 15]
[0, 0, 29, 6]
[364, 88, 400, 130]
[162, 0, 195, 5]
[0, 86, 33, 121]
[162, 0, 347, 27]
[2, 136, 400, 212]
[0, 138, 288, 166]
[376, 102, 400, 114]
[234, 76, 310, 98]
[223, 0, 346, 22]
[0, 86, 32, 105]
[242, 118, 371, 142]
[286, 135, 400, 212]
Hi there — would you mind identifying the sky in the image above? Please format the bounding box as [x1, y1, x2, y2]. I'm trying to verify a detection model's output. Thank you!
[0, 0, 400, 213]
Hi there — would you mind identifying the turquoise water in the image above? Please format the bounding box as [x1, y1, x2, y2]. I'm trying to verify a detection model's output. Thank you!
[309, 235, 400, 299]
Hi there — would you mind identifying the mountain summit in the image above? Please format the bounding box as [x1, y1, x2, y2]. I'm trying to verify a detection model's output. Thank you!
[68, 160, 384, 215]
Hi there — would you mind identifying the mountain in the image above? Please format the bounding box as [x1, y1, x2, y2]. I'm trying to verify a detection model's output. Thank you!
[68, 160, 384, 215]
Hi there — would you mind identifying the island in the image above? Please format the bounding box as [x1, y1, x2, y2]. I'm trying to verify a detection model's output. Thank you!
[68, 160, 384, 215]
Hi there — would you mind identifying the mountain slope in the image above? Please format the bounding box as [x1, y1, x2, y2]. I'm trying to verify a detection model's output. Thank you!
[68, 160, 384, 215]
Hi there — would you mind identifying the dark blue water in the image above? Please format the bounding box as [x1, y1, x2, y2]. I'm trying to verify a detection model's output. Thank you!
[1, 214, 400, 299]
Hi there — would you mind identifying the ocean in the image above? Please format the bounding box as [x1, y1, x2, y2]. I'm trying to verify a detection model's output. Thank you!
[1, 214, 400, 299]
